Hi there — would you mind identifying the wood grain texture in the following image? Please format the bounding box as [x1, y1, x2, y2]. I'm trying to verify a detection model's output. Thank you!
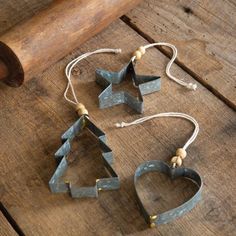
[0, 18, 235, 235]
[0, 211, 17, 236]
[0, 0, 52, 35]
[0, 0, 142, 86]
[0, 0, 236, 235]
[124, 0, 236, 110]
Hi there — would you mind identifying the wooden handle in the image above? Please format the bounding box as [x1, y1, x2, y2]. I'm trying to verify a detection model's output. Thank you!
[0, 59, 8, 81]
[0, 0, 142, 87]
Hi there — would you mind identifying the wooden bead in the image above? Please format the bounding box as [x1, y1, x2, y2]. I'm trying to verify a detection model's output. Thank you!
[176, 148, 187, 159]
[77, 107, 89, 116]
[75, 103, 85, 110]
[75, 103, 88, 116]
[171, 156, 182, 167]
[171, 156, 178, 163]
[133, 50, 142, 60]
[138, 46, 146, 55]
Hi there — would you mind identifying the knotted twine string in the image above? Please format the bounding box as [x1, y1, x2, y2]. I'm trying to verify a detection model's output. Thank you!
[64, 42, 197, 106]
[115, 112, 199, 167]
[64, 48, 122, 106]
[132, 42, 197, 90]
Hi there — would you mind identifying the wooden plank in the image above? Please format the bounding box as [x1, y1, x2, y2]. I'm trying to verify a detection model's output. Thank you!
[0, 18, 235, 235]
[0, 0, 52, 35]
[124, 0, 236, 110]
[0, 211, 17, 236]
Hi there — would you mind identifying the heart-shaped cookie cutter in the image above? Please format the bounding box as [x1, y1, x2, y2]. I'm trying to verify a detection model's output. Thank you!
[134, 160, 203, 227]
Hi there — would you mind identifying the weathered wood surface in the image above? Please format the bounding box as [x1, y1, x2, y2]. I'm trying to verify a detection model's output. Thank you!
[0, 211, 17, 236]
[0, 0, 52, 35]
[124, 0, 236, 110]
[0, 1, 236, 236]
[1, 19, 236, 235]
[0, 0, 142, 86]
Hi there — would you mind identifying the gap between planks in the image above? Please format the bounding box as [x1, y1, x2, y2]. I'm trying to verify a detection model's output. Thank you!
[0, 202, 25, 236]
[120, 15, 236, 112]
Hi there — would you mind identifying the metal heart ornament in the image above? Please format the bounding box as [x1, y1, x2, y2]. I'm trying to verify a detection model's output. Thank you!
[134, 160, 203, 227]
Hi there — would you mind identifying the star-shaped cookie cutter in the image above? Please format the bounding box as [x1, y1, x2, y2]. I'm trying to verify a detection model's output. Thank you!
[49, 115, 120, 198]
[96, 60, 161, 113]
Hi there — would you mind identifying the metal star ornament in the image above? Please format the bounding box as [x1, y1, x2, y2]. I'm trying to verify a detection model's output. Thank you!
[96, 60, 161, 113]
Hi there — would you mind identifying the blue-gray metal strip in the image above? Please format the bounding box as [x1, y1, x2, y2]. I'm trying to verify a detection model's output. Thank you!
[96, 60, 161, 113]
[49, 115, 120, 198]
[134, 160, 202, 227]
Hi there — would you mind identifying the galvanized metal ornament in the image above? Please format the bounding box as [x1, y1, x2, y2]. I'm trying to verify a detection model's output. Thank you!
[96, 60, 161, 113]
[49, 48, 122, 198]
[116, 112, 202, 227]
[49, 46, 201, 229]
[96, 42, 198, 114]
[135, 160, 202, 227]
[49, 115, 120, 198]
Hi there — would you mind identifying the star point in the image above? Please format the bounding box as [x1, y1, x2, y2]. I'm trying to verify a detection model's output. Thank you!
[96, 60, 161, 113]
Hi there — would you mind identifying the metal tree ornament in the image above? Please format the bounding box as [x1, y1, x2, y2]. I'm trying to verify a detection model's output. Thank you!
[49, 48, 122, 198]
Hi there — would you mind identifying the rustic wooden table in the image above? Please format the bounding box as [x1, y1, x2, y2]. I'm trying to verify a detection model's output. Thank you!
[0, 0, 235, 235]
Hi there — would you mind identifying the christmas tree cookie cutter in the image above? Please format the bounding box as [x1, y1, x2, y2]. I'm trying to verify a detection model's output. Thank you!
[49, 115, 120, 198]
[96, 60, 161, 113]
